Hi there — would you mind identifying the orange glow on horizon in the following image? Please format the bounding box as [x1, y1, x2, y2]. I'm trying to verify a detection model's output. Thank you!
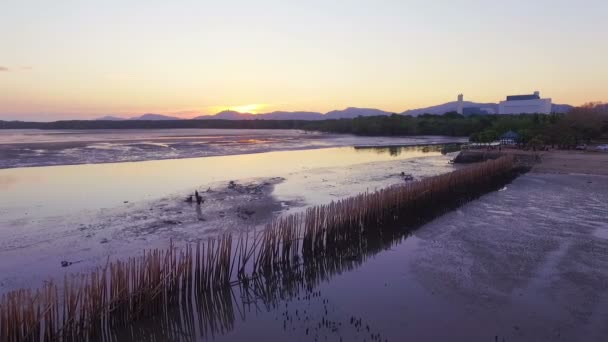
[210, 104, 267, 115]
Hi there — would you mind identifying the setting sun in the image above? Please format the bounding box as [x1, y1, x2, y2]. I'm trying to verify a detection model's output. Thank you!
[210, 104, 267, 115]
[230, 104, 263, 114]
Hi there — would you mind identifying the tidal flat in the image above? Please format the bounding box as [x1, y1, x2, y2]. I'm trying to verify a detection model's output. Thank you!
[0, 131, 461, 293]
[106, 173, 608, 342]
[1, 129, 606, 342]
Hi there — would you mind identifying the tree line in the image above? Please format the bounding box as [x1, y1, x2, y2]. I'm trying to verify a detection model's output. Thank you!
[466, 103, 608, 146]
[2, 104, 606, 145]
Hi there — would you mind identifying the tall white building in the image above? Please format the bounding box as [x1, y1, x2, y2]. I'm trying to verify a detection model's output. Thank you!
[498, 91, 552, 114]
[456, 94, 464, 115]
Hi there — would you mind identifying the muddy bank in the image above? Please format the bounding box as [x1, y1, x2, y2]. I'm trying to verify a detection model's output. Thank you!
[407, 173, 608, 341]
[0, 177, 290, 292]
[453, 150, 505, 163]
[233, 174, 608, 342]
[102, 177, 291, 241]
[454, 149, 608, 177]
[453, 149, 540, 165]
[532, 150, 608, 175]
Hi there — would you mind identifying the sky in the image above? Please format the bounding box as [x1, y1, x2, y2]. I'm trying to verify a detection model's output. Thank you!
[1, 0, 607, 121]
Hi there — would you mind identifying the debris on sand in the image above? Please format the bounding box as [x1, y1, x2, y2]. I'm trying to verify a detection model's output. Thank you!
[226, 181, 268, 195]
[236, 207, 256, 220]
[61, 260, 83, 267]
[400, 171, 414, 181]
[101, 177, 287, 239]
[241, 208, 255, 216]
[162, 219, 182, 225]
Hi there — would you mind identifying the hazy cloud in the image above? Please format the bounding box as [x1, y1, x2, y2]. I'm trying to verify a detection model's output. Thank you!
[0, 66, 32, 72]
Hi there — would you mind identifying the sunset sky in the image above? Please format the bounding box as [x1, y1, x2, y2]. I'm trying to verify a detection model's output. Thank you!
[1, 0, 607, 121]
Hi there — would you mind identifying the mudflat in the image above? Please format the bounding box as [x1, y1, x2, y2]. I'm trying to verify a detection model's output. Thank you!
[534, 150, 608, 175]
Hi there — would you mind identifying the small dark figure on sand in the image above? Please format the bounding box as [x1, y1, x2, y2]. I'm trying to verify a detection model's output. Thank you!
[185, 195, 193, 203]
[195, 190, 204, 205]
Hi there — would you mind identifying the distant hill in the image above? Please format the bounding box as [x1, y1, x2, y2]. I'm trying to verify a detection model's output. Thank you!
[131, 113, 182, 120]
[193, 110, 256, 120]
[193, 107, 391, 121]
[95, 115, 125, 121]
[95, 114, 182, 121]
[324, 107, 394, 119]
[259, 111, 324, 120]
[551, 104, 573, 113]
[92, 102, 575, 122]
[402, 101, 499, 116]
[402, 101, 573, 116]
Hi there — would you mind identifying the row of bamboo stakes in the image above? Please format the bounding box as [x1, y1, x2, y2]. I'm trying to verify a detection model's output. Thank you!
[0, 156, 517, 341]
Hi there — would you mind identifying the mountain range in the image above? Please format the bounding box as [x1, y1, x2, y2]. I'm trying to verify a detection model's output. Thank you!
[96, 102, 573, 121]
[191, 107, 394, 121]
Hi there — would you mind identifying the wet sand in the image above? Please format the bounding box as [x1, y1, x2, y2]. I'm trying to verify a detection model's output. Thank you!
[110, 171, 608, 342]
[406, 173, 608, 341]
[456, 148, 608, 176]
[0, 177, 285, 291]
[534, 150, 608, 175]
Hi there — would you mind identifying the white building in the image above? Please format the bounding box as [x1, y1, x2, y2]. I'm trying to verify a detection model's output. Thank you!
[456, 94, 464, 115]
[498, 91, 552, 114]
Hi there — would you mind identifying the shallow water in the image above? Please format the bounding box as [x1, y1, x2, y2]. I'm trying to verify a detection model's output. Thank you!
[0, 129, 464, 168]
[0, 144, 455, 220]
[0, 137, 460, 293]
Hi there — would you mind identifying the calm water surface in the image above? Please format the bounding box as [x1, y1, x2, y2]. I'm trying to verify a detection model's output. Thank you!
[0, 144, 455, 220]
[0, 129, 465, 168]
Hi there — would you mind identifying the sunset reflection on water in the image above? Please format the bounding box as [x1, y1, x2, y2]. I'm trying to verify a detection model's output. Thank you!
[0, 145, 453, 221]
